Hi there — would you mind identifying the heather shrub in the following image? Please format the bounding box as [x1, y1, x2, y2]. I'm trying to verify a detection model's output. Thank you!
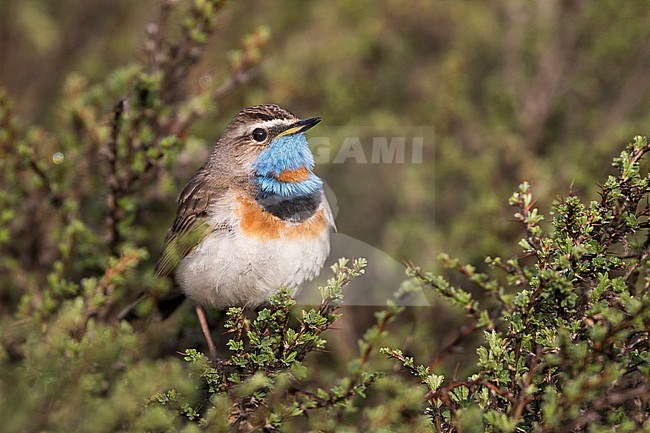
[384, 136, 650, 432]
[1, 1, 648, 431]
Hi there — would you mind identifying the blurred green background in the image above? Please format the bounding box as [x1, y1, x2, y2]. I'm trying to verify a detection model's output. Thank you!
[1, 0, 649, 375]
[3, 0, 649, 265]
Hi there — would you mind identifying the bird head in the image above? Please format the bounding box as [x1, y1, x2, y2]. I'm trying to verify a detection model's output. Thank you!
[210, 104, 322, 198]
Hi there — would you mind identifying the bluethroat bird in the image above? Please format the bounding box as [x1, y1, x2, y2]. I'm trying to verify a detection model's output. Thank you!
[120, 104, 334, 360]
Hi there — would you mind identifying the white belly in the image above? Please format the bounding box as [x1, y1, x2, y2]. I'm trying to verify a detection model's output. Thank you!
[175, 228, 330, 308]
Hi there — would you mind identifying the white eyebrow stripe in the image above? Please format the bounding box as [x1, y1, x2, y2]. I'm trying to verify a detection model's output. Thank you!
[255, 119, 294, 130]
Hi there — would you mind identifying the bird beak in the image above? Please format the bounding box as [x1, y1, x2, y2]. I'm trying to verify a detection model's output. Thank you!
[277, 116, 321, 137]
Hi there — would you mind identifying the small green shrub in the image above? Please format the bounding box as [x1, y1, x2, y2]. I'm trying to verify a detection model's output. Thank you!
[383, 136, 650, 432]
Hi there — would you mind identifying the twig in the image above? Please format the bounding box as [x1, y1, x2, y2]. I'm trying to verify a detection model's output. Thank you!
[558, 382, 650, 433]
[510, 351, 542, 424]
[429, 323, 479, 370]
[168, 65, 261, 138]
[75, 249, 142, 337]
[106, 99, 126, 253]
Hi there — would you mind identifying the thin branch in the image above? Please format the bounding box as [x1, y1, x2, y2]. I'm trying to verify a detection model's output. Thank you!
[168, 65, 261, 138]
[75, 249, 143, 338]
[429, 323, 479, 370]
[559, 382, 650, 433]
[106, 99, 126, 253]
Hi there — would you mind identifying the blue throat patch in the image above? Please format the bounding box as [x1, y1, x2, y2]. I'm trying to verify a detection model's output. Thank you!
[253, 133, 323, 198]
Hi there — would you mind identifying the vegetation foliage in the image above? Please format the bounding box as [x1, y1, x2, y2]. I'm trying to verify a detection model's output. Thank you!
[384, 136, 650, 432]
[0, 1, 649, 432]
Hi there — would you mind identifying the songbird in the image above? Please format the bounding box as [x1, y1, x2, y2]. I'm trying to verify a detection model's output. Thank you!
[120, 104, 334, 360]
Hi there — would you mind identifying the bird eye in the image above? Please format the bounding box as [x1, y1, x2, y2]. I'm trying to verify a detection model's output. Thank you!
[252, 128, 267, 142]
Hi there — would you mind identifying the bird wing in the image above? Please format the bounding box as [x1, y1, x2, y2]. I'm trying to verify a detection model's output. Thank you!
[117, 168, 238, 322]
[155, 168, 231, 278]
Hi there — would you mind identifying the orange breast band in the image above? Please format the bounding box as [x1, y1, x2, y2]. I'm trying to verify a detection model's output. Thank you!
[235, 195, 328, 240]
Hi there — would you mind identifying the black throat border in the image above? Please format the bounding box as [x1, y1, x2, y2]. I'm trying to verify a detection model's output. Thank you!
[256, 190, 323, 222]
